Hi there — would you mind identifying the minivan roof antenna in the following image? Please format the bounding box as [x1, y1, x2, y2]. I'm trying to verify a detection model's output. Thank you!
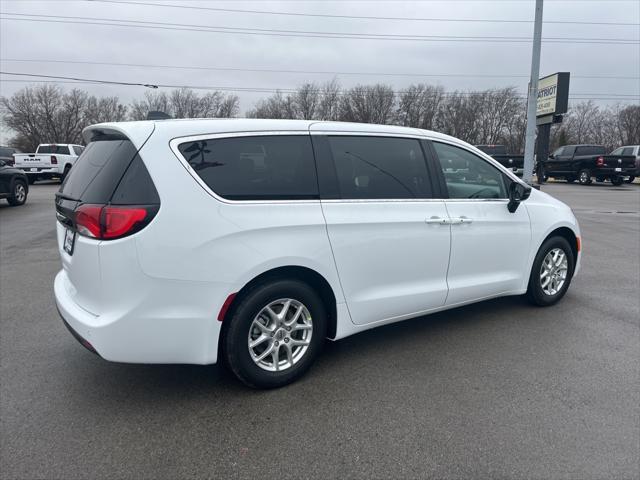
[147, 111, 172, 120]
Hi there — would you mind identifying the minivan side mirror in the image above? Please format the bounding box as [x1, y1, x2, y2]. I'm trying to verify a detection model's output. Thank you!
[548, 153, 555, 159]
[507, 181, 531, 213]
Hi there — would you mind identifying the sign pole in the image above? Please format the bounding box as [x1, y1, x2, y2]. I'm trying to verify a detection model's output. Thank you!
[523, 0, 544, 185]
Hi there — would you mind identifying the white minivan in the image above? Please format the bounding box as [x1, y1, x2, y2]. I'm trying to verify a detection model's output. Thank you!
[55, 119, 581, 388]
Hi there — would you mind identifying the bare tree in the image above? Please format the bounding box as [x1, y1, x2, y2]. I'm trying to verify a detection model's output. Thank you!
[1, 85, 89, 150]
[170, 88, 202, 118]
[317, 78, 341, 121]
[340, 84, 395, 124]
[83, 96, 128, 126]
[435, 93, 480, 143]
[475, 87, 523, 145]
[295, 83, 321, 120]
[616, 104, 640, 145]
[129, 91, 170, 120]
[396, 84, 445, 130]
[2, 83, 635, 154]
[129, 88, 239, 120]
[247, 91, 299, 119]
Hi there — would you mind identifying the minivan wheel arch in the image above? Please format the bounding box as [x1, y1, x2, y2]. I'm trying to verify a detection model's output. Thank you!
[537, 227, 579, 274]
[218, 266, 338, 359]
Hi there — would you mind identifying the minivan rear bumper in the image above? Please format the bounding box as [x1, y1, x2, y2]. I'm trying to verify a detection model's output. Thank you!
[54, 269, 222, 364]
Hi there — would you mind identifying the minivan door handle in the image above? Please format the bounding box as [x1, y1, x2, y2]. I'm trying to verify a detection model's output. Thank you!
[451, 216, 473, 225]
[425, 216, 449, 225]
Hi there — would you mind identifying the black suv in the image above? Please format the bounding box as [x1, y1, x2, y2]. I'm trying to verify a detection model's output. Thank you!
[0, 159, 29, 206]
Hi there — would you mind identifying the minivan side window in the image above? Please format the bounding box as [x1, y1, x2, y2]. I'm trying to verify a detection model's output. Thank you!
[552, 147, 565, 157]
[432, 142, 507, 199]
[177, 135, 318, 201]
[326, 136, 432, 199]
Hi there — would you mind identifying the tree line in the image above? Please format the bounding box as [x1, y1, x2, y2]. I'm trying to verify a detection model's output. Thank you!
[1, 82, 638, 153]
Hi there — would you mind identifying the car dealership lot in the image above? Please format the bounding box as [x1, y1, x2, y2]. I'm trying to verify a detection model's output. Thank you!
[1, 182, 638, 479]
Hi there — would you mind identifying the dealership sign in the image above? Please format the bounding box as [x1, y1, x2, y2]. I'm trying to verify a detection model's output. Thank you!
[536, 72, 570, 118]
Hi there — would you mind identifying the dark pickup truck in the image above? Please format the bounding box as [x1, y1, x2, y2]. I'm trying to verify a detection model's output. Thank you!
[542, 144, 636, 186]
[475, 145, 525, 176]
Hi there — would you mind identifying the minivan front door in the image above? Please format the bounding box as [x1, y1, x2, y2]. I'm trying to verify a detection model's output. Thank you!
[312, 132, 451, 326]
[431, 141, 531, 305]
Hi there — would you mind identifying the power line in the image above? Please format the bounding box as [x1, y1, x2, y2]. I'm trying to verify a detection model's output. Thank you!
[0, 71, 159, 88]
[86, 0, 640, 27]
[3, 58, 638, 81]
[1, 13, 638, 44]
[2, 72, 638, 101]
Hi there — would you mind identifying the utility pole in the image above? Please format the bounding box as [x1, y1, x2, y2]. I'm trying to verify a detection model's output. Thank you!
[523, 0, 544, 185]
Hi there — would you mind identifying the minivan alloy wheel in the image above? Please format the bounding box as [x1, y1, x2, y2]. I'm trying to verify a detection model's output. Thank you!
[539, 248, 568, 296]
[248, 298, 313, 372]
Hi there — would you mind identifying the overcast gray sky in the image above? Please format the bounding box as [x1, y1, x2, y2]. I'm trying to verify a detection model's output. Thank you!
[1, 0, 639, 127]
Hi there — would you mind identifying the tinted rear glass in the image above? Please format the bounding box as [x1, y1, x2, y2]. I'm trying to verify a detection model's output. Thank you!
[39, 145, 70, 155]
[178, 135, 318, 200]
[110, 156, 160, 205]
[60, 140, 138, 203]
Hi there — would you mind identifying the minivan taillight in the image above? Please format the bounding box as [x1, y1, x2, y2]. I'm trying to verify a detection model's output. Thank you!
[51, 155, 58, 164]
[102, 206, 148, 239]
[596, 156, 604, 167]
[75, 204, 157, 240]
[75, 205, 103, 238]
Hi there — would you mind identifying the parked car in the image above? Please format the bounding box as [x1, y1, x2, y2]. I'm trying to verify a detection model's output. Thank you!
[0, 146, 21, 166]
[543, 144, 636, 186]
[610, 145, 640, 183]
[0, 159, 28, 206]
[475, 144, 525, 176]
[13, 143, 84, 184]
[55, 119, 581, 388]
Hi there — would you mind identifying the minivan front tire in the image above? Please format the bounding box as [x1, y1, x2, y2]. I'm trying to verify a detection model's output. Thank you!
[527, 236, 575, 306]
[223, 279, 327, 388]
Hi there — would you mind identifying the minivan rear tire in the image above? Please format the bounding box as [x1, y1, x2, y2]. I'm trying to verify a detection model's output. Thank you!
[223, 279, 327, 388]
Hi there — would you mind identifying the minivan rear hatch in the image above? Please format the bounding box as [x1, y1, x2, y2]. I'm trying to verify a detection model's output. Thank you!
[55, 127, 158, 314]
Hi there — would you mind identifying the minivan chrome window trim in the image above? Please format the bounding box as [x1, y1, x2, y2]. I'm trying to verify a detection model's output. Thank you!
[170, 130, 521, 205]
[169, 131, 318, 205]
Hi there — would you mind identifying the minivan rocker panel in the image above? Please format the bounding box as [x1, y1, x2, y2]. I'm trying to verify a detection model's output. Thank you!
[55, 119, 581, 387]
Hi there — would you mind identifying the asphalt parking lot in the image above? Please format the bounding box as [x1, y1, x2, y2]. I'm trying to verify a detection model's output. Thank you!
[1, 181, 638, 479]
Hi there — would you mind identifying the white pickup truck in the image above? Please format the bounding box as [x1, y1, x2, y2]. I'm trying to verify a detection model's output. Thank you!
[13, 144, 84, 184]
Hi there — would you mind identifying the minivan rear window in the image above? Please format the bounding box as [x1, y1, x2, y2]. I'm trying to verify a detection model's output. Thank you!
[60, 139, 158, 204]
[177, 135, 318, 200]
